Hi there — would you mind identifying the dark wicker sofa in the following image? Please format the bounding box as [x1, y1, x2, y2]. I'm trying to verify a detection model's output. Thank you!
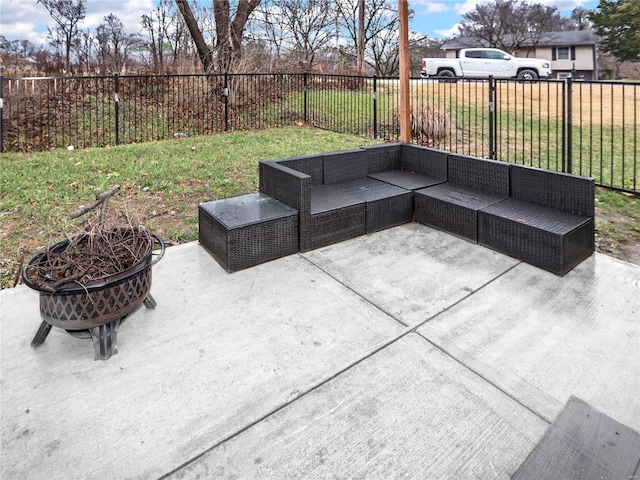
[203, 144, 595, 276]
[478, 164, 595, 275]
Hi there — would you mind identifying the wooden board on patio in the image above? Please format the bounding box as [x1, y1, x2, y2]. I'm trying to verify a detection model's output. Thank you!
[512, 395, 640, 480]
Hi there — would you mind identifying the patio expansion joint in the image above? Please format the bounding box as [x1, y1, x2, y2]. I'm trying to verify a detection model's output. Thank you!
[160, 260, 534, 479]
[410, 260, 557, 426]
[299, 253, 410, 328]
[415, 330, 554, 426]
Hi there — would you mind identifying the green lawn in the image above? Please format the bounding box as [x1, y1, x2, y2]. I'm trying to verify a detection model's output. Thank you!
[1, 126, 637, 290]
[0, 126, 380, 289]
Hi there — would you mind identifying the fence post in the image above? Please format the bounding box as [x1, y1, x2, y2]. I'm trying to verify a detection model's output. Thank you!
[561, 79, 566, 172]
[488, 76, 496, 159]
[303, 72, 308, 124]
[114, 73, 120, 146]
[566, 78, 573, 174]
[224, 72, 229, 132]
[0, 75, 4, 152]
[373, 75, 378, 139]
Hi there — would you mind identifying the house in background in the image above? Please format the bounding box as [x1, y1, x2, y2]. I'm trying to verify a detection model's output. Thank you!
[440, 30, 600, 80]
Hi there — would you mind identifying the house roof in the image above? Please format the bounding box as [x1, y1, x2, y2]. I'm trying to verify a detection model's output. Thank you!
[442, 30, 599, 50]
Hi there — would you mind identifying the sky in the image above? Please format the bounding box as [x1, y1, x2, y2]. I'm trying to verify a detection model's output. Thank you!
[0, 0, 599, 48]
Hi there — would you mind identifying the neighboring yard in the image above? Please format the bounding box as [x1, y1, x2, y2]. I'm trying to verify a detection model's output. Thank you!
[1, 126, 638, 290]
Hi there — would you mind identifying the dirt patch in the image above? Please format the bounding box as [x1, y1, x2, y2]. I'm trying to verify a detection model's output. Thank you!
[595, 205, 640, 267]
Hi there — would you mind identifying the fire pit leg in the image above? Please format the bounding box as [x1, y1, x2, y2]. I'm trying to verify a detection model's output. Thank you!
[88, 319, 120, 361]
[31, 321, 53, 347]
[143, 294, 157, 309]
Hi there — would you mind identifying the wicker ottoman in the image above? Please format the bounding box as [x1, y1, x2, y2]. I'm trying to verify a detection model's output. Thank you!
[199, 193, 298, 272]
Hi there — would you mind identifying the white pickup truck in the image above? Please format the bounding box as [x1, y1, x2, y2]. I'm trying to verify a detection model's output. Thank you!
[421, 48, 552, 81]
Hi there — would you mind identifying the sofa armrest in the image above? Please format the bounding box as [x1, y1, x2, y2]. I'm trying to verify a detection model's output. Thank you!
[259, 161, 311, 215]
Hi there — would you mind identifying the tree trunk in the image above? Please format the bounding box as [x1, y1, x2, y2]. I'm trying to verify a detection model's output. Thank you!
[175, 0, 214, 72]
[215, 0, 260, 71]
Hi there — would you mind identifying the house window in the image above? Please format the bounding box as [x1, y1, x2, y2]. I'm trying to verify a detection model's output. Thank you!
[557, 47, 570, 60]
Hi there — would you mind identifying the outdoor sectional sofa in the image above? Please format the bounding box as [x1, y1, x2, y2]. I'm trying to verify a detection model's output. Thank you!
[199, 143, 595, 276]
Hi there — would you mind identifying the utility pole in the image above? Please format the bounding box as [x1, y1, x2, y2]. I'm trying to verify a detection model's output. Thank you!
[398, 0, 411, 143]
[357, 0, 365, 75]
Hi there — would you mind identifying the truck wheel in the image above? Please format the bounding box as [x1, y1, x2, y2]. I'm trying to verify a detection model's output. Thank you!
[517, 69, 538, 81]
[437, 69, 457, 83]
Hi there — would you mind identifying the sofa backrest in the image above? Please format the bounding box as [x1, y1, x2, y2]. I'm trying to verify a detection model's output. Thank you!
[277, 154, 323, 186]
[510, 164, 595, 217]
[402, 145, 448, 180]
[448, 153, 510, 195]
[323, 149, 367, 184]
[364, 143, 402, 174]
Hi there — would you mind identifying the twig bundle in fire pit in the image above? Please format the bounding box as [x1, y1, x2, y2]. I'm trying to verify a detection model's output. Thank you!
[22, 185, 165, 360]
[25, 226, 155, 293]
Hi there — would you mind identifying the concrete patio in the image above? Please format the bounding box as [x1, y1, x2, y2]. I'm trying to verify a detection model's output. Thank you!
[1, 222, 639, 479]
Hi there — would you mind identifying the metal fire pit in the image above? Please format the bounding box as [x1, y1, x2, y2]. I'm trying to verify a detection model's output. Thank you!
[23, 230, 165, 360]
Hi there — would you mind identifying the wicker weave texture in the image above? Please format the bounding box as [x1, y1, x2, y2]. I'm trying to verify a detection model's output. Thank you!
[511, 165, 595, 217]
[365, 193, 413, 233]
[310, 204, 366, 249]
[259, 161, 312, 250]
[323, 149, 368, 184]
[277, 155, 324, 186]
[478, 200, 594, 275]
[402, 145, 448, 179]
[415, 193, 479, 242]
[259, 161, 309, 213]
[364, 143, 402, 174]
[415, 184, 508, 242]
[448, 154, 510, 195]
[199, 203, 298, 272]
[327, 178, 413, 233]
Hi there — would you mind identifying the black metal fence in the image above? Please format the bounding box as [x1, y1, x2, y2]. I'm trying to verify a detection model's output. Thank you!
[1, 73, 638, 194]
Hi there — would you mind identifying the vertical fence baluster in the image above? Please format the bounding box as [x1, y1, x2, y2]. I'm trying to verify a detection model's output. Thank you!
[114, 73, 120, 146]
[566, 78, 573, 174]
[224, 72, 229, 132]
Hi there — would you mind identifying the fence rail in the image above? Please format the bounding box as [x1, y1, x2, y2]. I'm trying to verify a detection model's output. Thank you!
[1, 73, 638, 194]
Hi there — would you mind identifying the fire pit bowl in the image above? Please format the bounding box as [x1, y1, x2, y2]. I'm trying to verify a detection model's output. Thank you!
[22, 228, 165, 360]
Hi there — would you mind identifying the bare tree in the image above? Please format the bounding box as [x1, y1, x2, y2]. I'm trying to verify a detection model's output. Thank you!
[142, 1, 169, 72]
[250, 4, 287, 66]
[95, 14, 142, 73]
[459, 0, 567, 52]
[76, 29, 95, 72]
[215, 0, 262, 70]
[37, 0, 86, 73]
[569, 7, 593, 30]
[175, 0, 214, 71]
[265, 0, 335, 71]
[335, 0, 399, 73]
[175, 0, 260, 72]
